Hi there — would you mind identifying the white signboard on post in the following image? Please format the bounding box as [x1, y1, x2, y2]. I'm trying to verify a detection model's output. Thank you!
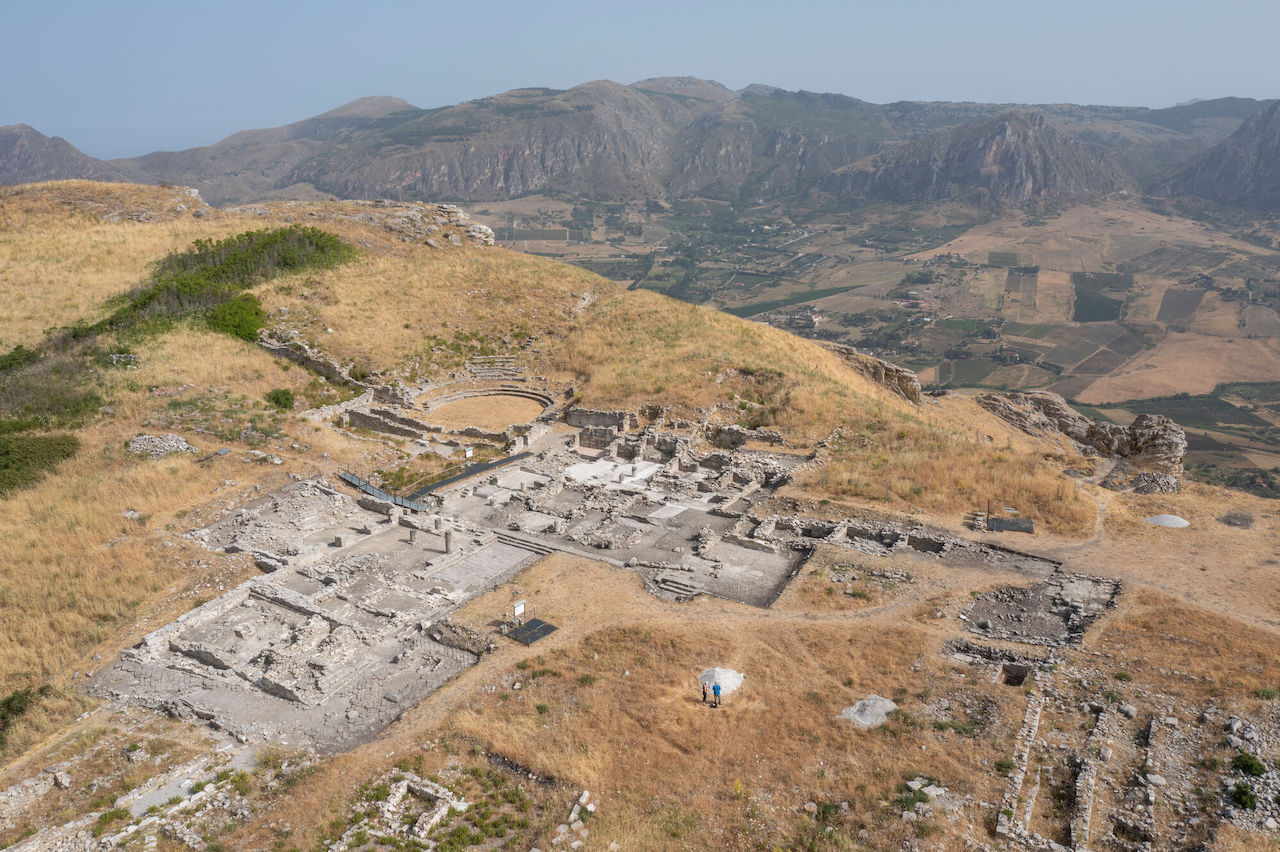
[513, 600, 526, 620]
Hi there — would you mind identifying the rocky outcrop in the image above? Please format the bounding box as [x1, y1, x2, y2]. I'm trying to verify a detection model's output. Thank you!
[976, 391, 1186, 473]
[1158, 101, 1280, 210]
[821, 343, 921, 403]
[231, 199, 493, 248]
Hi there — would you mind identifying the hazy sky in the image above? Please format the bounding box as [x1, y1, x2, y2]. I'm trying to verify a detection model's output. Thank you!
[4, 0, 1277, 159]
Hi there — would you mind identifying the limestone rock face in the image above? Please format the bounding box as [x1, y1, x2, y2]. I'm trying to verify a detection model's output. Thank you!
[822, 343, 922, 404]
[818, 110, 1133, 209]
[975, 391, 1186, 473]
[1125, 413, 1189, 472]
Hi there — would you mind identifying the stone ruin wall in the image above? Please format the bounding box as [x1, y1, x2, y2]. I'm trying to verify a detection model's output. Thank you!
[565, 408, 639, 430]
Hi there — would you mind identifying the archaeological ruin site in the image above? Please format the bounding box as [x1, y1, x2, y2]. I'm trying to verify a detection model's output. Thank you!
[94, 363, 1102, 754]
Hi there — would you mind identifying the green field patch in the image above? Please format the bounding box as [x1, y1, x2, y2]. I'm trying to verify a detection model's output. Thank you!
[1107, 330, 1145, 357]
[1004, 269, 1037, 291]
[1156, 288, 1206, 323]
[1185, 431, 1236, 452]
[947, 358, 1000, 385]
[1074, 349, 1126, 375]
[1043, 340, 1100, 370]
[1187, 460, 1280, 499]
[730, 271, 781, 287]
[1001, 322, 1059, 339]
[725, 285, 864, 317]
[933, 318, 979, 331]
[1123, 394, 1269, 429]
[1085, 322, 1126, 344]
[1213, 382, 1280, 403]
[988, 251, 1028, 268]
[1049, 376, 1096, 399]
[853, 222, 970, 252]
[1072, 288, 1123, 322]
[1071, 271, 1134, 291]
[1067, 404, 1119, 424]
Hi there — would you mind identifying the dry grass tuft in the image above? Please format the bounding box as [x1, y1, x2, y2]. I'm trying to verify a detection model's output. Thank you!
[1091, 586, 1280, 703]
[799, 394, 1095, 535]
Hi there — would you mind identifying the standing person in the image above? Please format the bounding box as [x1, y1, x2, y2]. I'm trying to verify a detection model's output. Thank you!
[712, 681, 721, 708]
[701, 681, 708, 703]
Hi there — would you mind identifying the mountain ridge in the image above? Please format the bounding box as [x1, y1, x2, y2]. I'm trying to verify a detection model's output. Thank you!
[817, 109, 1134, 208]
[2, 80, 1275, 209]
[0, 124, 128, 186]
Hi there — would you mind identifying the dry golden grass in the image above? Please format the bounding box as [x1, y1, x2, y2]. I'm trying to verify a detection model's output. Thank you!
[1189, 290, 1248, 336]
[799, 394, 1095, 535]
[553, 288, 906, 442]
[770, 545, 918, 613]
[0, 182, 252, 347]
[226, 554, 1023, 850]
[1211, 823, 1279, 851]
[0, 325, 386, 757]
[1079, 482, 1280, 629]
[913, 201, 1275, 272]
[258, 243, 611, 381]
[1090, 586, 1280, 704]
[1031, 269, 1074, 324]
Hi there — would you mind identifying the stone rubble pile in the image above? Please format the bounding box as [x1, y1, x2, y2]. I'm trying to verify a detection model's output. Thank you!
[128, 433, 199, 459]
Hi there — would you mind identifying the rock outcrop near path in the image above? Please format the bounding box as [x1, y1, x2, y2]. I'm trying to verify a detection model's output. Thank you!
[822, 343, 922, 404]
[976, 391, 1186, 473]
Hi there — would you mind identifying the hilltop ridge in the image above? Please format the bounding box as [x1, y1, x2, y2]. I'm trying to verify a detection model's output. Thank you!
[0, 182, 1278, 850]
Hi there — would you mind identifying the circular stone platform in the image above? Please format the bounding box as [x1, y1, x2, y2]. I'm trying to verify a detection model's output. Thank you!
[426, 394, 549, 431]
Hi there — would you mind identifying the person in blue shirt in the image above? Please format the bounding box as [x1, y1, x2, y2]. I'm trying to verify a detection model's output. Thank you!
[712, 681, 721, 708]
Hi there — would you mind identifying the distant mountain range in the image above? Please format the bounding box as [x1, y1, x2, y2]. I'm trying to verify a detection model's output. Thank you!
[0, 124, 127, 186]
[1, 77, 1277, 210]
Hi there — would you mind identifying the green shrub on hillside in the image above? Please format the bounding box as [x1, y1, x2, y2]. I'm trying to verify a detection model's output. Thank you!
[0, 351, 103, 431]
[1234, 751, 1267, 777]
[265, 388, 296, 410]
[73, 225, 357, 341]
[0, 345, 39, 372]
[0, 434, 80, 495]
[0, 685, 51, 749]
[207, 293, 266, 341]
